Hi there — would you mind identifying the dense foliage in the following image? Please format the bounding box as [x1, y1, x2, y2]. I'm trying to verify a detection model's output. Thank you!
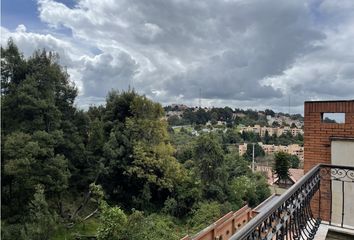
[164, 105, 303, 128]
[273, 152, 291, 184]
[1, 41, 271, 239]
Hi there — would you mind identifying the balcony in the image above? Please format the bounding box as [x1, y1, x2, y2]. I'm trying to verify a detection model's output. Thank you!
[230, 164, 354, 240]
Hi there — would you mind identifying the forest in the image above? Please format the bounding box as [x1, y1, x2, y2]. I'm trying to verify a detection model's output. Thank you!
[1, 40, 270, 240]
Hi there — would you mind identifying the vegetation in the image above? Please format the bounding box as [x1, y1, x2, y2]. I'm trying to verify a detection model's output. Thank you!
[1, 40, 272, 239]
[243, 143, 265, 162]
[164, 105, 303, 130]
[273, 152, 291, 185]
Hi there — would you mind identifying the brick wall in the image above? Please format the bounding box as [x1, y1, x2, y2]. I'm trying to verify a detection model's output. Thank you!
[304, 100, 354, 221]
[181, 205, 252, 240]
[304, 100, 354, 171]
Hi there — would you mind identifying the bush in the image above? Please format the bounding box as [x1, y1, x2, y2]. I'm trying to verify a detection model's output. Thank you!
[124, 212, 179, 240]
[188, 202, 223, 233]
[97, 204, 127, 240]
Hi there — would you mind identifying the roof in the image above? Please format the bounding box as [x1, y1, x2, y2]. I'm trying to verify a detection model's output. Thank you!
[255, 166, 304, 185]
[304, 100, 354, 103]
[289, 168, 304, 183]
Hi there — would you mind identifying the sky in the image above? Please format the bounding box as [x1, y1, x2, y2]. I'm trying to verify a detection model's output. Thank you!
[1, 0, 354, 113]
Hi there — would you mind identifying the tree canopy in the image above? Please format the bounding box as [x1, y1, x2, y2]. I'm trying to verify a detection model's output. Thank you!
[1, 41, 271, 240]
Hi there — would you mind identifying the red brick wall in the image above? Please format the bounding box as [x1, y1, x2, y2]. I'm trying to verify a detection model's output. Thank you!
[183, 205, 252, 240]
[304, 100, 354, 221]
[304, 100, 354, 171]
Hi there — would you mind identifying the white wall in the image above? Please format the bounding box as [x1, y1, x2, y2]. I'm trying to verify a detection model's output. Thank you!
[331, 140, 354, 228]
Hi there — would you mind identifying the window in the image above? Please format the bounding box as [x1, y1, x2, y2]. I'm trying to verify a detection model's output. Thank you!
[321, 113, 345, 123]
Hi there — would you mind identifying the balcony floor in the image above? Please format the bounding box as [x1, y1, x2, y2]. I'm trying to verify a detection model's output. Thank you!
[314, 224, 354, 240]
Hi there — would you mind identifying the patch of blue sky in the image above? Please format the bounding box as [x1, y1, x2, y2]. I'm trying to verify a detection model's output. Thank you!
[89, 47, 102, 55]
[308, 0, 326, 26]
[1, 0, 76, 32]
[2, 0, 44, 30]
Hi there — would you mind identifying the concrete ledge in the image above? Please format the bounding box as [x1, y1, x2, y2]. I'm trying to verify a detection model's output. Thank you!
[314, 224, 329, 240]
[314, 223, 354, 240]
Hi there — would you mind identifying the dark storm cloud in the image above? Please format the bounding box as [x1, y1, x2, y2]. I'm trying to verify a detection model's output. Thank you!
[1, 0, 353, 111]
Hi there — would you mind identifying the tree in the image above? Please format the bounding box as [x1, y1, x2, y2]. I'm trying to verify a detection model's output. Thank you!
[188, 202, 223, 233]
[22, 185, 57, 240]
[277, 132, 293, 146]
[265, 109, 275, 117]
[323, 117, 336, 123]
[243, 143, 265, 162]
[263, 130, 270, 144]
[230, 173, 270, 207]
[272, 121, 281, 127]
[1, 41, 90, 238]
[3, 131, 69, 219]
[223, 152, 251, 180]
[273, 152, 290, 185]
[97, 203, 127, 240]
[101, 90, 186, 208]
[1, 39, 27, 96]
[161, 165, 202, 217]
[289, 155, 300, 169]
[167, 115, 182, 126]
[193, 134, 226, 201]
[223, 129, 242, 144]
[124, 212, 179, 240]
[296, 133, 304, 144]
[1, 46, 77, 135]
[84, 118, 106, 185]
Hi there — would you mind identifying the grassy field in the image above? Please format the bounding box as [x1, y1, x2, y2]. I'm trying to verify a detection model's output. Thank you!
[51, 218, 99, 240]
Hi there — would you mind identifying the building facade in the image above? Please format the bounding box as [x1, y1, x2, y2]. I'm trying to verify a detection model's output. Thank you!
[238, 142, 304, 161]
[304, 100, 354, 227]
[240, 125, 303, 137]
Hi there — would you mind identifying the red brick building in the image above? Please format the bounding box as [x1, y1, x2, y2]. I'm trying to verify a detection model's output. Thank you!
[304, 100, 354, 171]
[304, 100, 354, 224]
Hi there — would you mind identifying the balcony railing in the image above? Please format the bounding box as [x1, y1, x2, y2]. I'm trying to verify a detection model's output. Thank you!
[230, 164, 354, 240]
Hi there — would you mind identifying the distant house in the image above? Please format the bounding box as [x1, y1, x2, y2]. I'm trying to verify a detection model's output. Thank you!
[240, 143, 304, 162]
[256, 166, 304, 187]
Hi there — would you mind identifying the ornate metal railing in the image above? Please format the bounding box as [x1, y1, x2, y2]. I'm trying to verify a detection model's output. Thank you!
[230, 164, 354, 240]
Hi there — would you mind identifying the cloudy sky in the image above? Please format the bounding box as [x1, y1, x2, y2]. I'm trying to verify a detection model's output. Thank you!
[2, 0, 354, 113]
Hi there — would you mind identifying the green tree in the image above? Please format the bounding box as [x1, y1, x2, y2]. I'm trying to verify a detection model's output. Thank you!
[101, 90, 185, 208]
[223, 152, 251, 180]
[243, 143, 265, 162]
[1, 46, 77, 135]
[289, 155, 300, 168]
[162, 173, 202, 217]
[265, 109, 275, 117]
[277, 132, 293, 145]
[1, 41, 90, 238]
[97, 203, 127, 240]
[273, 152, 290, 184]
[272, 121, 280, 127]
[296, 133, 304, 144]
[230, 174, 270, 207]
[3, 131, 69, 219]
[264, 130, 270, 144]
[85, 119, 106, 184]
[188, 202, 223, 233]
[124, 212, 179, 240]
[21, 185, 57, 240]
[223, 129, 242, 144]
[1, 39, 27, 96]
[194, 134, 226, 201]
